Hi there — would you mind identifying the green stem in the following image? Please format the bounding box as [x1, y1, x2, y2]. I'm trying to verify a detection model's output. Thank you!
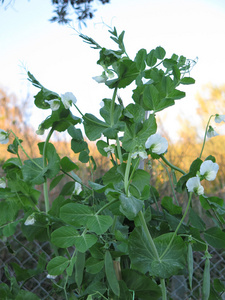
[124, 153, 132, 196]
[43, 128, 54, 213]
[138, 210, 160, 260]
[10, 130, 42, 169]
[199, 114, 214, 159]
[159, 161, 179, 205]
[96, 198, 119, 215]
[160, 279, 167, 300]
[110, 86, 118, 126]
[73, 103, 109, 128]
[128, 157, 141, 188]
[160, 192, 193, 259]
[116, 135, 123, 164]
[160, 155, 186, 175]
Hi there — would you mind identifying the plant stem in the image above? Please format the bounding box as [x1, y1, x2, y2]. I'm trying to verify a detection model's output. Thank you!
[128, 157, 141, 188]
[137, 210, 160, 260]
[110, 86, 118, 126]
[160, 279, 167, 300]
[160, 192, 193, 259]
[159, 160, 179, 205]
[10, 130, 42, 169]
[116, 135, 123, 164]
[124, 153, 132, 196]
[199, 114, 214, 159]
[43, 128, 54, 213]
[96, 198, 119, 215]
[160, 154, 186, 175]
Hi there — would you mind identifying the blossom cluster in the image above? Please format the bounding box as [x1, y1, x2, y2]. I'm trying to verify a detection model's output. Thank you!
[186, 160, 219, 195]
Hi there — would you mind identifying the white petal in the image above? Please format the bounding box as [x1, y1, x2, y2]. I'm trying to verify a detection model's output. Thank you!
[61, 92, 77, 109]
[186, 176, 204, 195]
[145, 133, 168, 155]
[200, 160, 219, 181]
[24, 215, 35, 226]
[0, 129, 9, 144]
[215, 114, 225, 124]
[74, 182, 82, 195]
[47, 274, 57, 279]
[0, 178, 6, 188]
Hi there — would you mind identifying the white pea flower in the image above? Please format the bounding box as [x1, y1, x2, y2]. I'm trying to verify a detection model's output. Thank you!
[0, 177, 6, 188]
[74, 182, 82, 195]
[24, 214, 36, 226]
[104, 145, 115, 157]
[61, 92, 77, 109]
[186, 176, 204, 195]
[200, 160, 219, 181]
[0, 129, 9, 144]
[36, 125, 45, 135]
[47, 274, 57, 279]
[207, 126, 218, 138]
[100, 101, 104, 108]
[93, 72, 108, 83]
[145, 133, 168, 155]
[131, 150, 148, 159]
[45, 99, 60, 111]
[215, 114, 225, 124]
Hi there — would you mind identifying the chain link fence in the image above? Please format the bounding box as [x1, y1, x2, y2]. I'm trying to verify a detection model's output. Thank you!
[1, 228, 225, 300]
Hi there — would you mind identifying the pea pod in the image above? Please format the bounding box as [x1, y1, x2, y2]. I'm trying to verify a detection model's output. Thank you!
[187, 242, 193, 289]
[75, 251, 85, 287]
[202, 257, 210, 300]
[105, 250, 120, 297]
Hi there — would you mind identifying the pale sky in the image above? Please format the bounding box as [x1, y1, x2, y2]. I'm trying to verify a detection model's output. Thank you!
[1, 0, 225, 137]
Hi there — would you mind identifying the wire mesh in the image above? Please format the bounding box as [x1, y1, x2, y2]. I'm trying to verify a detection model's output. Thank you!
[0, 230, 225, 300]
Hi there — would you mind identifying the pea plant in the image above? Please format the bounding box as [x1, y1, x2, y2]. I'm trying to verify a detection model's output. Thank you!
[0, 27, 225, 300]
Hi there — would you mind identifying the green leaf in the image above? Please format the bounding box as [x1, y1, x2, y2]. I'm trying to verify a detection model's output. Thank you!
[79, 150, 90, 163]
[214, 278, 225, 293]
[60, 156, 79, 172]
[119, 194, 143, 220]
[96, 140, 109, 157]
[204, 227, 225, 249]
[146, 49, 157, 67]
[83, 113, 109, 141]
[100, 98, 123, 125]
[47, 256, 69, 275]
[180, 77, 195, 85]
[74, 233, 98, 253]
[50, 174, 64, 191]
[161, 196, 182, 215]
[143, 84, 175, 112]
[135, 48, 147, 71]
[75, 251, 85, 287]
[3, 220, 20, 237]
[71, 139, 88, 154]
[155, 46, 166, 59]
[0, 200, 19, 226]
[131, 169, 150, 196]
[122, 269, 161, 299]
[51, 226, 78, 248]
[189, 207, 206, 231]
[87, 215, 113, 235]
[105, 250, 120, 296]
[22, 158, 44, 185]
[38, 142, 61, 179]
[15, 290, 41, 300]
[67, 126, 83, 140]
[60, 203, 93, 226]
[129, 228, 186, 278]
[122, 114, 157, 152]
[85, 257, 104, 274]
